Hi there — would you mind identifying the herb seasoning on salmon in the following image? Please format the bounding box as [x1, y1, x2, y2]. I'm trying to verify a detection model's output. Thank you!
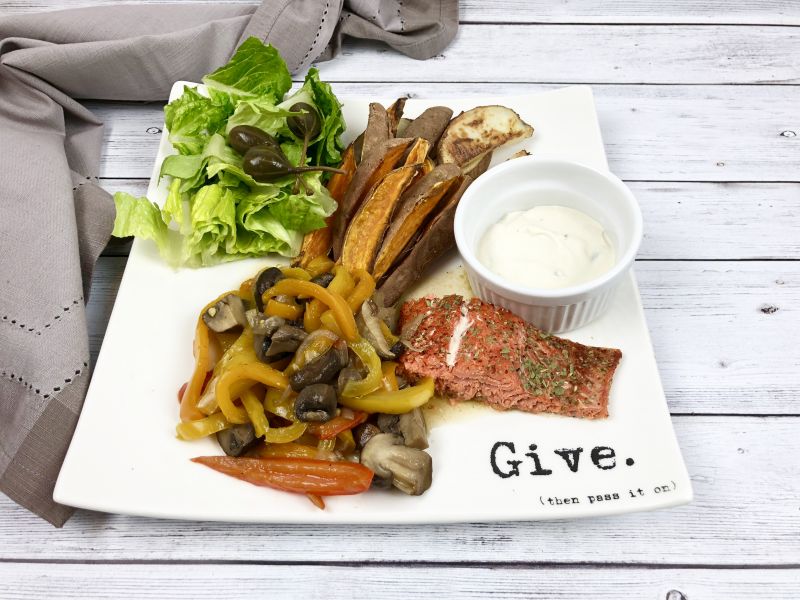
[398, 295, 621, 419]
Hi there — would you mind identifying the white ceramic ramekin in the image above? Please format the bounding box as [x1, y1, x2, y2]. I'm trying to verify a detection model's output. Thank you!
[454, 156, 643, 333]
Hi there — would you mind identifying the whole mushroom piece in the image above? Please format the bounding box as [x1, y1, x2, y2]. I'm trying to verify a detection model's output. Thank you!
[360, 433, 432, 496]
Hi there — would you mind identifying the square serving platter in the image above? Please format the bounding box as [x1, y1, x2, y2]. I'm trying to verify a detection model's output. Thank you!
[54, 83, 692, 522]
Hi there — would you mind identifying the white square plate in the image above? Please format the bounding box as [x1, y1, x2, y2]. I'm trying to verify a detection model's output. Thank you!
[54, 83, 692, 522]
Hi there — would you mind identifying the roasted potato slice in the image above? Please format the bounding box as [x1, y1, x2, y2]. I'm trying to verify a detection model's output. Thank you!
[332, 137, 414, 258]
[341, 165, 419, 273]
[372, 164, 461, 279]
[378, 176, 472, 306]
[436, 105, 533, 167]
[293, 144, 357, 268]
[386, 98, 407, 137]
[403, 106, 454, 150]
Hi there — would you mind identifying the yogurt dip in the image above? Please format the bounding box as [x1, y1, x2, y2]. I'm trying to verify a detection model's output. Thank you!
[477, 205, 615, 290]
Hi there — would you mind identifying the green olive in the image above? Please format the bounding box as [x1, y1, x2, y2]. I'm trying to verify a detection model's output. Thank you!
[288, 102, 321, 141]
[228, 125, 281, 156]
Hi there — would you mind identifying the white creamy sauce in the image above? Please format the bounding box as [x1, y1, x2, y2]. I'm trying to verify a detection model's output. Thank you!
[478, 205, 615, 289]
[446, 304, 473, 368]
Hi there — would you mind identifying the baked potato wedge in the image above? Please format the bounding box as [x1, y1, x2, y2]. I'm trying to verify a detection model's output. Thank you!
[332, 137, 414, 258]
[378, 176, 472, 306]
[372, 164, 461, 280]
[341, 165, 420, 272]
[436, 105, 533, 167]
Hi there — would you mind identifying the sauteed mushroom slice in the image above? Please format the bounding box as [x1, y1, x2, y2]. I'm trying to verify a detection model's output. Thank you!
[289, 340, 349, 391]
[294, 384, 338, 423]
[254, 267, 284, 312]
[360, 433, 432, 496]
[203, 294, 247, 332]
[357, 299, 396, 359]
[259, 325, 307, 362]
[216, 423, 257, 457]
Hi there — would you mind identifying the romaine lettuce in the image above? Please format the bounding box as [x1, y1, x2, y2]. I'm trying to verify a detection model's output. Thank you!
[112, 39, 345, 268]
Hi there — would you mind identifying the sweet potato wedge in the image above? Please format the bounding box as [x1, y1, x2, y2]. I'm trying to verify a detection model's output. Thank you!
[378, 176, 472, 306]
[436, 105, 533, 167]
[462, 151, 493, 180]
[332, 137, 414, 258]
[386, 98, 407, 137]
[396, 117, 412, 137]
[372, 164, 461, 279]
[341, 165, 420, 273]
[293, 144, 357, 267]
[403, 138, 431, 167]
[362, 103, 391, 160]
[403, 107, 454, 150]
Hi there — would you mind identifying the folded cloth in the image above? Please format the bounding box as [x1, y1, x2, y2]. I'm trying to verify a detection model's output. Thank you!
[0, 0, 458, 526]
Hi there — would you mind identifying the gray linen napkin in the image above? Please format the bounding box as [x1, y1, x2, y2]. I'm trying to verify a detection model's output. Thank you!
[0, 0, 458, 526]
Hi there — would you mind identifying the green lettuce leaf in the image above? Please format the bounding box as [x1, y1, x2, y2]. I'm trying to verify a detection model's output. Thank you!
[184, 184, 239, 265]
[224, 98, 299, 137]
[163, 86, 230, 155]
[160, 133, 242, 192]
[112, 192, 180, 264]
[202, 37, 291, 104]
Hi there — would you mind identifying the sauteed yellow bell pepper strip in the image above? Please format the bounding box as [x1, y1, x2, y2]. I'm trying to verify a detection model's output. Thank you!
[381, 361, 399, 392]
[319, 310, 343, 337]
[241, 389, 270, 438]
[305, 255, 335, 277]
[264, 421, 308, 444]
[179, 291, 237, 422]
[305, 265, 355, 332]
[257, 442, 336, 461]
[327, 265, 355, 297]
[346, 269, 375, 313]
[341, 337, 383, 398]
[176, 412, 230, 440]
[216, 363, 289, 424]
[264, 279, 358, 342]
[197, 330, 256, 415]
[265, 298, 304, 320]
[317, 438, 336, 453]
[280, 267, 312, 281]
[336, 429, 356, 454]
[338, 377, 435, 414]
[264, 387, 293, 419]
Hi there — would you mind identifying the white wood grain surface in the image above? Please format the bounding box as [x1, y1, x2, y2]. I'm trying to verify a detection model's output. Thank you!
[1, 563, 799, 599]
[7, 0, 800, 25]
[88, 84, 800, 181]
[1, 0, 798, 596]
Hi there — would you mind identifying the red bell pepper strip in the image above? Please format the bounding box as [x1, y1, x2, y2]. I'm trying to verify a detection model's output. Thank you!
[306, 411, 368, 440]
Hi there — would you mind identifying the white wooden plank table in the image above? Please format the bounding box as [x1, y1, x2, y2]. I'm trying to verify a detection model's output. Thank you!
[1, 1, 798, 598]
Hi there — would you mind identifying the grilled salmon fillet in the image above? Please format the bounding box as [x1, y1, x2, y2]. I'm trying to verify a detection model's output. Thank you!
[398, 295, 621, 419]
